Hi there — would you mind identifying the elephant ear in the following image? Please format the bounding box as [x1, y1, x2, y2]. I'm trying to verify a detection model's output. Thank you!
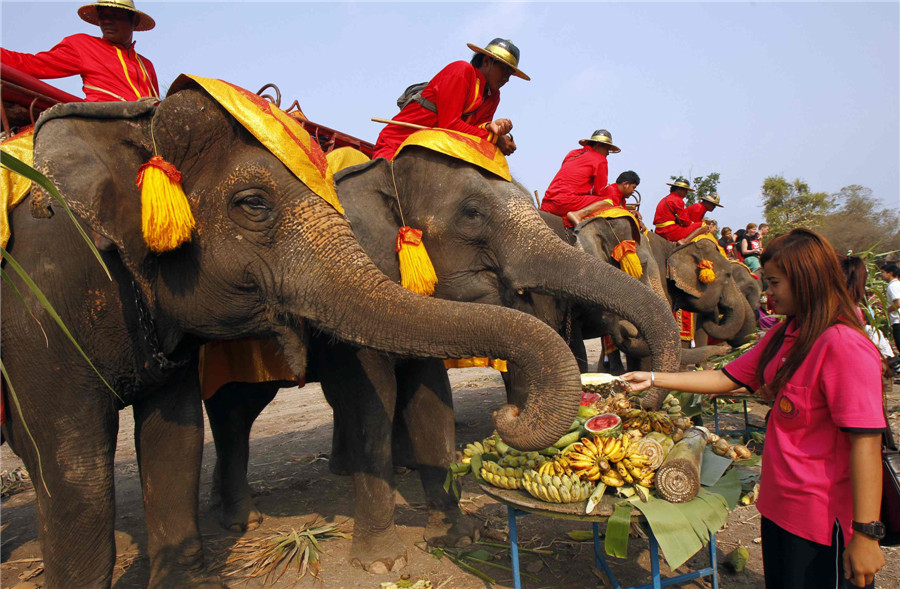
[667, 239, 730, 299]
[333, 157, 404, 280]
[32, 101, 156, 272]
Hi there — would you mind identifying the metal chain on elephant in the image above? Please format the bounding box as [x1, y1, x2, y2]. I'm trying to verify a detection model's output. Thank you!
[130, 277, 189, 373]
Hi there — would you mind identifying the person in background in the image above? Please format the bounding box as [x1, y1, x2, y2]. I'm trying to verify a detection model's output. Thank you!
[539, 129, 620, 228]
[706, 219, 719, 238]
[563, 170, 640, 227]
[719, 226, 737, 259]
[623, 228, 887, 589]
[1, 0, 158, 102]
[881, 262, 900, 354]
[759, 223, 771, 245]
[841, 256, 894, 362]
[652, 178, 722, 245]
[740, 223, 763, 271]
[373, 38, 527, 160]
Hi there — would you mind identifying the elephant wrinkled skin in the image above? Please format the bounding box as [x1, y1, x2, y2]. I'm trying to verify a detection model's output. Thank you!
[1, 92, 586, 588]
[205, 148, 681, 571]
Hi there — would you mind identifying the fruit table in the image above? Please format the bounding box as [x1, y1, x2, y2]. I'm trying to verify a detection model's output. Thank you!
[479, 484, 719, 589]
[711, 395, 765, 442]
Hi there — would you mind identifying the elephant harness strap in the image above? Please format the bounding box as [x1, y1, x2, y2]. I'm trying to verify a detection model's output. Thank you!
[129, 277, 191, 377]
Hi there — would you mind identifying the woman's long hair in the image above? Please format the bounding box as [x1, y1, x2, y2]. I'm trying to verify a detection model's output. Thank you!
[754, 229, 869, 399]
[839, 254, 867, 304]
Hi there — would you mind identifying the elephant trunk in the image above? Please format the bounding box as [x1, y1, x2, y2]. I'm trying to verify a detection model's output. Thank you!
[502, 226, 681, 410]
[699, 279, 746, 341]
[726, 297, 757, 347]
[284, 219, 581, 451]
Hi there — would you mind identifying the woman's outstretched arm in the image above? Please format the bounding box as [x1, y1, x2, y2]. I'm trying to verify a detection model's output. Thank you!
[622, 370, 740, 395]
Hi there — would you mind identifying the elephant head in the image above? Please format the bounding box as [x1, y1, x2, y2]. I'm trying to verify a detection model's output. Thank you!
[656, 233, 754, 345]
[27, 81, 584, 451]
[334, 146, 680, 409]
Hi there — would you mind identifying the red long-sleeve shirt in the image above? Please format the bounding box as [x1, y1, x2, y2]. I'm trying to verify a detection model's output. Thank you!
[653, 192, 703, 241]
[1, 34, 158, 102]
[373, 61, 499, 160]
[539, 147, 609, 227]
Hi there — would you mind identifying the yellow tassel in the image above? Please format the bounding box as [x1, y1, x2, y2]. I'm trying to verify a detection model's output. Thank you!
[698, 259, 716, 283]
[136, 155, 195, 253]
[611, 240, 642, 279]
[396, 226, 438, 296]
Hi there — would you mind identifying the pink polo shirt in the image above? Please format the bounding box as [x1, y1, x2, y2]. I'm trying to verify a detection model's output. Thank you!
[722, 319, 886, 545]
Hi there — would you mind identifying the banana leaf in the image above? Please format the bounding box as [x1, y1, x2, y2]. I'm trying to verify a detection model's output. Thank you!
[604, 501, 633, 558]
[706, 468, 741, 509]
[631, 495, 705, 570]
[469, 453, 487, 485]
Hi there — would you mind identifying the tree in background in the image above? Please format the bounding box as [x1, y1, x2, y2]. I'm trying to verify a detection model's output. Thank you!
[760, 175, 832, 234]
[818, 185, 900, 254]
[670, 172, 719, 206]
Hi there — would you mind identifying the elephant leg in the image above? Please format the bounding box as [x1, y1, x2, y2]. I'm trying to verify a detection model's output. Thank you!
[203, 381, 284, 531]
[568, 320, 589, 373]
[11, 386, 119, 588]
[319, 344, 407, 574]
[134, 370, 222, 589]
[397, 359, 478, 548]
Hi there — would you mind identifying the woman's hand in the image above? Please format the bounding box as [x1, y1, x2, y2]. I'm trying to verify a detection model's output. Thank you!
[621, 371, 652, 392]
[488, 118, 513, 136]
[843, 534, 885, 587]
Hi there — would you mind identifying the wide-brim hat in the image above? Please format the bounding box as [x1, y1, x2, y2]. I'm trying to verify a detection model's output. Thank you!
[700, 192, 724, 208]
[466, 38, 530, 81]
[666, 177, 695, 192]
[578, 129, 621, 153]
[79, 0, 155, 32]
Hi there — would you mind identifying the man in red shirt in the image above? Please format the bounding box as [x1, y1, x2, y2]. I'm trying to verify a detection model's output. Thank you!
[1, 0, 158, 102]
[373, 38, 527, 160]
[653, 178, 722, 245]
[565, 170, 640, 226]
[539, 129, 620, 228]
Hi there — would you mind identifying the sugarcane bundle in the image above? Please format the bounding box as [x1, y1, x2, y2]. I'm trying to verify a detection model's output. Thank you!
[637, 432, 675, 470]
[655, 430, 706, 503]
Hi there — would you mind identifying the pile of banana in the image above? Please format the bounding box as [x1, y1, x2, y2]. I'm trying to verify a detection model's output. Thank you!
[521, 470, 595, 504]
[619, 408, 675, 435]
[564, 435, 656, 489]
[480, 460, 527, 490]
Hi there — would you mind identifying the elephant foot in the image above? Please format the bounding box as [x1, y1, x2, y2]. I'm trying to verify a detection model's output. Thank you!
[219, 495, 263, 532]
[424, 508, 479, 548]
[349, 528, 409, 574]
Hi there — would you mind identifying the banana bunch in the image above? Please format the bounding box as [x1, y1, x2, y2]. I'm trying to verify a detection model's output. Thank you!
[498, 451, 545, 470]
[536, 455, 574, 477]
[564, 435, 656, 487]
[619, 409, 674, 435]
[480, 460, 526, 490]
[522, 469, 595, 503]
[662, 394, 683, 416]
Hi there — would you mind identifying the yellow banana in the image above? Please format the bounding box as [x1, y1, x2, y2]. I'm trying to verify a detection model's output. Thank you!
[601, 473, 625, 487]
[616, 462, 634, 484]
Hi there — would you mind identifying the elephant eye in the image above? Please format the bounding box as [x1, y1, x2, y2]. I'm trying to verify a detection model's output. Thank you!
[232, 190, 273, 218]
[462, 204, 483, 219]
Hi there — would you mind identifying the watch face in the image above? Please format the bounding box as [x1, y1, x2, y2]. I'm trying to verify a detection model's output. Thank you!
[854, 521, 886, 539]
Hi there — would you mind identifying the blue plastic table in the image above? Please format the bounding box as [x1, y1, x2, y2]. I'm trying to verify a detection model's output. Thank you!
[712, 395, 765, 442]
[483, 485, 720, 589]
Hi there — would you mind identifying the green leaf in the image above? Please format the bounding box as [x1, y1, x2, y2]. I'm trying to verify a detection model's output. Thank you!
[1, 151, 110, 280]
[1, 246, 120, 401]
[459, 548, 491, 562]
[604, 502, 633, 558]
[707, 468, 742, 509]
[631, 495, 704, 570]
[469, 453, 486, 485]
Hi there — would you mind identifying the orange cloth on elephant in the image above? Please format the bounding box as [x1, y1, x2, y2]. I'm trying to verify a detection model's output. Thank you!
[2, 34, 158, 102]
[653, 192, 703, 241]
[539, 147, 609, 228]
[674, 309, 695, 342]
[374, 61, 500, 160]
[198, 338, 299, 400]
[1, 127, 35, 249]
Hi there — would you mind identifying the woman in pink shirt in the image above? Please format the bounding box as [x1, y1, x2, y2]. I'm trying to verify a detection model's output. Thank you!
[623, 228, 887, 589]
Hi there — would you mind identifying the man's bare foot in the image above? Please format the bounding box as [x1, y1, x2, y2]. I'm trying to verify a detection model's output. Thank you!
[567, 212, 582, 226]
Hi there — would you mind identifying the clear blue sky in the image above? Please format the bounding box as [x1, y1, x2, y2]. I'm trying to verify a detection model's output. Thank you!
[3, 1, 898, 229]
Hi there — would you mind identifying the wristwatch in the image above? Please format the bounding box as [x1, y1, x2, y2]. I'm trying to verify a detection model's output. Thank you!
[852, 520, 886, 540]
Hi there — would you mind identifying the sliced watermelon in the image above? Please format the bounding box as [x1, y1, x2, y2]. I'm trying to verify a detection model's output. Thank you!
[584, 413, 623, 438]
[580, 392, 601, 406]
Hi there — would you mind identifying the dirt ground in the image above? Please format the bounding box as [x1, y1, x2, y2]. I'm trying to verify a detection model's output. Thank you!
[2, 339, 899, 589]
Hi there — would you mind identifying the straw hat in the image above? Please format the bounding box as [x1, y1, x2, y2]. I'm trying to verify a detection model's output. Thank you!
[666, 177, 695, 192]
[78, 0, 155, 32]
[466, 38, 530, 81]
[700, 192, 724, 208]
[578, 129, 620, 153]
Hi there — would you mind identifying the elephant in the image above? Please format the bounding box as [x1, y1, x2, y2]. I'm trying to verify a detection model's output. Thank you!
[547, 211, 754, 371]
[204, 146, 682, 572]
[0, 85, 590, 588]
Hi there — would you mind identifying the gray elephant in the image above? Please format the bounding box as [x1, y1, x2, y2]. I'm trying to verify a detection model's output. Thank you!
[205, 145, 682, 572]
[0, 82, 588, 588]
[557, 213, 753, 370]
